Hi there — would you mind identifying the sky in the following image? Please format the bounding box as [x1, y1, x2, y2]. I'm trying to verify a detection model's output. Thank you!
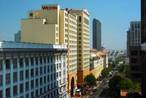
[0, 0, 140, 50]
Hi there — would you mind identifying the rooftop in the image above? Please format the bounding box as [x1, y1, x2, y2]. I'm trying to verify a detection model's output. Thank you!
[0, 41, 67, 51]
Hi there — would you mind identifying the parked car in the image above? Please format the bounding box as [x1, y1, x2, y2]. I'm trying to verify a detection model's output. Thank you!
[74, 89, 81, 97]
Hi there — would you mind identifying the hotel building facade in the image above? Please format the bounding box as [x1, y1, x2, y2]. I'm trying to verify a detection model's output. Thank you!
[20, 4, 78, 94]
[69, 10, 90, 86]
[0, 41, 67, 98]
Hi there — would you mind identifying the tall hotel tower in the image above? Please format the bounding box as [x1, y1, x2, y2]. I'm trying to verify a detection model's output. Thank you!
[69, 9, 90, 86]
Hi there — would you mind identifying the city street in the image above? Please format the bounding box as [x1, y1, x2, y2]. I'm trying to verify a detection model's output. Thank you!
[75, 79, 110, 98]
[81, 70, 118, 98]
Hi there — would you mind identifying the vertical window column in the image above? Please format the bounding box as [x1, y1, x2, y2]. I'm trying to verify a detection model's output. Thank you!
[2, 59, 6, 98]
[10, 59, 13, 97]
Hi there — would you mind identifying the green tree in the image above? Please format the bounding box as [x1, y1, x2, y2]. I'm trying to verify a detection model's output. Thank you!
[120, 78, 133, 90]
[84, 74, 96, 87]
[132, 82, 141, 92]
[109, 75, 122, 98]
[101, 66, 112, 78]
[118, 65, 125, 73]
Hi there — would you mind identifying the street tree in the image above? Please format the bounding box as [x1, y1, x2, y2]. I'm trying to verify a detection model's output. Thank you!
[84, 73, 96, 87]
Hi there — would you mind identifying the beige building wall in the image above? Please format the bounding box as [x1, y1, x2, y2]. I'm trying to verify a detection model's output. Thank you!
[69, 10, 90, 85]
[21, 19, 59, 44]
[60, 10, 78, 91]
[21, 4, 60, 44]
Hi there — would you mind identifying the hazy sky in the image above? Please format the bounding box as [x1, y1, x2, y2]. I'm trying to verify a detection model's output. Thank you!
[0, 0, 140, 50]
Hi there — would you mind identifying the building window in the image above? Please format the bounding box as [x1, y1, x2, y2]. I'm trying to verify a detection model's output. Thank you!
[25, 93, 29, 98]
[47, 84, 50, 90]
[40, 67, 43, 75]
[79, 16, 82, 22]
[50, 57, 53, 63]
[31, 92, 34, 98]
[40, 88, 42, 94]
[131, 50, 138, 56]
[35, 67, 38, 76]
[40, 57, 43, 64]
[5, 59, 10, 70]
[44, 86, 46, 93]
[35, 79, 38, 87]
[47, 56, 50, 63]
[31, 80, 34, 89]
[131, 58, 138, 63]
[51, 74, 53, 80]
[47, 75, 50, 82]
[13, 72, 17, 83]
[44, 66, 46, 74]
[19, 58, 23, 68]
[25, 82, 29, 91]
[31, 69, 34, 77]
[30, 57, 34, 66]
[6, 73, 10, 84]
[35, 57, 38, 65]
[0, 90, 2, 98]
[84, 17, 89, 25]
[25, 58, 29, 67]
[13, 59, 17, 69]
[47, 66, 50, 73]
[44, 57, 47, 64]
[0, 75, 2, 86]
[20, 83, 24, 93]
[25, 70, 29, 79]
[36, 90, 38, 96]
[20, 96, 23, 98]
[13, 85, 17, 96]
[0, 60, 2, 71]
[40, 77, 42, 86]
[44, 76, 46, 84]
[51, 66, 53, 72]
[20, 71, 23, 81]
[6, 88, 10, 98]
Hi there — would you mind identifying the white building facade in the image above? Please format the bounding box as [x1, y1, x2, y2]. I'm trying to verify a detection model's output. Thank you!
[0, 41, 67, 98]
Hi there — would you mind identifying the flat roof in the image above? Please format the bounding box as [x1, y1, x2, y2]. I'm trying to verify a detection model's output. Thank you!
[0, 41, 67, 52]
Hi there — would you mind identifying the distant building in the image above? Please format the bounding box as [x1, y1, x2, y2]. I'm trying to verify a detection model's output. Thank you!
[127, 21, 141, 80]
[90, 49, 104, 78]
[92, 18, 101, 51]
[0, 41, 67, 98]
[108, 50, 126, 62]
[90, 49, 108, 78]
[14, 31, 21, 42]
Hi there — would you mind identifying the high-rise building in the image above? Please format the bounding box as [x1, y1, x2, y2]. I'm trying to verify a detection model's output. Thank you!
[69, 9, 90, 86]
[59, 9, 78, 94]
[127, 21, 141, 46]
[127, 21, 141, 80]
[0, 41, 67, 98]
[92, 18, 101, 50]
[20, 5, 78, 94]
[141, 0, 146, 97]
